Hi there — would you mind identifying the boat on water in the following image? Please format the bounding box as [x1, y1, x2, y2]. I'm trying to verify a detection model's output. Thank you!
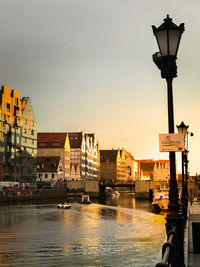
[152, 184, 169, 211]
[105, 187, 120, 197]
[79, 194, 91, 204]
[57, 202, 71, 209]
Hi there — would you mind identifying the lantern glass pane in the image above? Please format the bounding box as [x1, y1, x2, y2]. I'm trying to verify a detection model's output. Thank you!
[177, 127, 187, 138]
[169, 29, 180, 56]
[156, 30, 168, 56]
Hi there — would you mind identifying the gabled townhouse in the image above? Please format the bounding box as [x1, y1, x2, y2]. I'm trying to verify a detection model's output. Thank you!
[37, 132, 98, 181]
[36, 156, 64, 186]
[125, 151, 138, 182]
[37, 133, 70, 181]
[138, 159, 174, 181]
[100, 148, 126, 184]
[20, 97, 37, 183]
[68, 132, 98, 180]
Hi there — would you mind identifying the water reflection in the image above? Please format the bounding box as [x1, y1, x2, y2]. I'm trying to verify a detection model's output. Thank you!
[0, 194, 166, 266]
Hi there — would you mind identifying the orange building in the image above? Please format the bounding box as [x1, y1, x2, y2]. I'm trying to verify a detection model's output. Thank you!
[137, 159, 177, 181]
[0, 86, 37, 186]
[0, 86, 22, 183]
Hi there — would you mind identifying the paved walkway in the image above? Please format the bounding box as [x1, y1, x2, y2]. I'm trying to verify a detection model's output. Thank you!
[188, 200, 200, 267]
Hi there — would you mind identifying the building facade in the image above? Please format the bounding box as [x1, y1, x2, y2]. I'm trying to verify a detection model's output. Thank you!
[37, 133, 70, 180]
[138, 159, 173, 181]
[125, 151, 138, 182]
[0, 86, 37, 186]
[20, 97, 37, 183]
[68, 132, 98, 180]
[0, 86, 21, 184]
[37, 132, 98, 181]
[36, 156, 64, 186]
[100, 148, 126, 183]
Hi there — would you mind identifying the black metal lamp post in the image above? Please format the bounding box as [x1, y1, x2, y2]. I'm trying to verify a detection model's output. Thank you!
[185, 130, 193, 203]
[184, 150, 189, 205]
[177, 121, 189, 219]
[152, 15, 185, 266]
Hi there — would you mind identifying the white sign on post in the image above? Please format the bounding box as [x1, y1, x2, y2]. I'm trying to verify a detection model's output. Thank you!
[159, 134, 185, 152]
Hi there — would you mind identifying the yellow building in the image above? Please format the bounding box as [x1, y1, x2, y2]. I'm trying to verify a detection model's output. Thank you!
[0, 86, 21, 183]
[100, 148, 126, 183]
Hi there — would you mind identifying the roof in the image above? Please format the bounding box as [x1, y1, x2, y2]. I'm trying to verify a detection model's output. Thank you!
[125, 151, 134, 160]
[68, 132, 83, 148]
[37, 132, 67, 148]
[100, 150, 118, 162]
[21, 97, 29, 111]
[37, 156, 60, 172]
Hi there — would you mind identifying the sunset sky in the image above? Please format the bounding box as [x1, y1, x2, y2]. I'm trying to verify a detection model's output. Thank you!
[0, 0, 199, 175]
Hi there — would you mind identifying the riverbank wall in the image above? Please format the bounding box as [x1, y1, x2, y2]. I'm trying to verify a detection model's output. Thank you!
[0, 180, 99, 204]
[135, 181, 196, 199]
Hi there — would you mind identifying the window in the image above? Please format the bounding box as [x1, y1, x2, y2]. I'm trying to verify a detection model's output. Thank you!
[15, 98, 18, 106]
[52, 174, 55, 179]
[7, 103, 10, 113]
[45, 174, 48, 178]
[31, 130, 34, 135]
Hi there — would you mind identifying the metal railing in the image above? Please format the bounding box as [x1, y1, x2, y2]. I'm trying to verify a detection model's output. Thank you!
[155, 225, 176, 267]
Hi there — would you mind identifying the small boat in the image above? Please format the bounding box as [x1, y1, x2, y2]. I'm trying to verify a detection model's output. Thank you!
[152, 184, 169, 211]
[79, 194, 91, 204]
[152, 196, 169, 211]
[105, 187, 120, 197]
[57, 202, 71, 209]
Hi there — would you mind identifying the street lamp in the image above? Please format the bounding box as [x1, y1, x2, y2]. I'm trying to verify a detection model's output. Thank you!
[185, 130, 193, 205]
[152, 15, 185, 266]
[177, 121, 189, 218]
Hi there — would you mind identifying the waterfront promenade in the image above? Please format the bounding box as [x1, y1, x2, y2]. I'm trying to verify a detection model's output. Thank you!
[188, 202, 200, 266]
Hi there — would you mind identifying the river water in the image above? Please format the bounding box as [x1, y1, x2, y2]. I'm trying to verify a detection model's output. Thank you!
[0, 194, 166, 266]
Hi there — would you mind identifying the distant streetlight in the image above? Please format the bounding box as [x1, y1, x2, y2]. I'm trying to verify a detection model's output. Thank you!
[152, 15, 185, 266]
[177, 121, 189, 218]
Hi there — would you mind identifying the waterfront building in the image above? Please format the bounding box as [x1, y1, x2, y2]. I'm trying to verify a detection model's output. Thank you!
[36, 156, 64, 186]
[137, 159, 175, 181]
[0, 110, 3, 179]
[0, 86, 37, 186]
[100, 148, 126, 184]
[37, 132, 98, 181]
[0, 86, 21, 184]
[68, 132, 98, 180]
[97, 143, 100, 180]
[20, 97, 37, 184]
[125, 151, 138, 182]
[37, 133, 70, 181]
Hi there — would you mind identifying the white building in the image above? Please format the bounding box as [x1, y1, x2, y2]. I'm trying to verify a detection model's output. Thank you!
[69, 132, 98, 180]
[36, 156, 64, 186]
